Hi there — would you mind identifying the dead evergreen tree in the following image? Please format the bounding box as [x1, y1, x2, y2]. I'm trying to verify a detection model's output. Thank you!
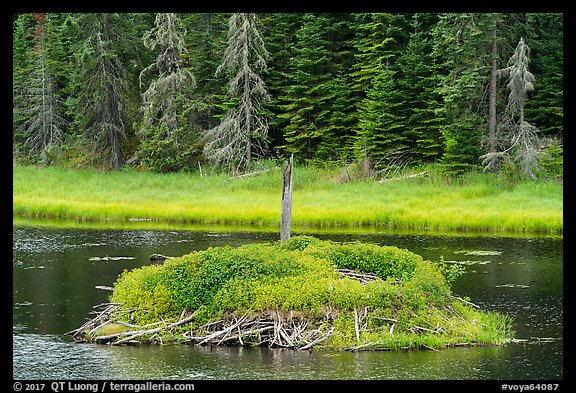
[137, 13, 197, 171]
[481, 37, 541, 179]
[202, 13, 271, 173]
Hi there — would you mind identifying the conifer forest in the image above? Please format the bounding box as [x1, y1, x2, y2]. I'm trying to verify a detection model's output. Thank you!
[12, 13, 563, 179]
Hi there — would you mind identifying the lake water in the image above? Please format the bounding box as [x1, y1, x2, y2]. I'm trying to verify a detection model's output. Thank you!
[12, 223, 563, 381]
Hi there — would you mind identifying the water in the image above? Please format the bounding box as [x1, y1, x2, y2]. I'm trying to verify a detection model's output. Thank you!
[12, 224, 563, 380]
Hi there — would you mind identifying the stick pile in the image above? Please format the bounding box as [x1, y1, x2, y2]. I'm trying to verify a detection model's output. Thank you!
[184, 311, 334, 350]
[66, 305, 334, 350]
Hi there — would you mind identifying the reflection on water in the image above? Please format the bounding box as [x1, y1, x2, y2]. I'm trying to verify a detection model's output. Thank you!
[13, 224, 563, 380]
[12, 331, 563, 380]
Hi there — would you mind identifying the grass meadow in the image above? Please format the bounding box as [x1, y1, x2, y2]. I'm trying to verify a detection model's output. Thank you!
[12, 164, 563, 234]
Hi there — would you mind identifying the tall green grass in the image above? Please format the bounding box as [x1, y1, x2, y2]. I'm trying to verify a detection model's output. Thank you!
[13, 164, 563, 234]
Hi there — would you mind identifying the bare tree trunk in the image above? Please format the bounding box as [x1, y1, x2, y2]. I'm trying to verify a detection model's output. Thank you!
[40, 22, 48, 141]
[280, 154, 293, 244]
[244, 71, 252, 168]
[107, 82, 122, 170]
[488, 26, 498, 158]
[111, 129, 121, 169]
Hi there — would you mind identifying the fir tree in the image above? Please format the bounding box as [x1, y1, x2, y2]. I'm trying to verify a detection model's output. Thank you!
[314, 14, 357, 163]
[315, 72, 357, 163]
[11, 12, 563, 176]
[349, 13, 395, 97]
[350, 13, 409, 168]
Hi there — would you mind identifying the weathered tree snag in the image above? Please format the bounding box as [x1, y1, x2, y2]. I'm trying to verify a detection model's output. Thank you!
[280, 154, 293, 244]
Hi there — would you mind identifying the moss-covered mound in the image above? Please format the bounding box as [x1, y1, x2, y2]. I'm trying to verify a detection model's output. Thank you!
[70, 236, 514, 350]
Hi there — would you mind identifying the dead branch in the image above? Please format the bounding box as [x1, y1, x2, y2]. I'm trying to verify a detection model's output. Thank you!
[354, 308, 360, 342]
[450, 295, 481, 309]
[378, 171, 428, 183]
[337, 268, 381, 284]
[410, 325, 441, 334]
[231, 167, 277, 179]
[345, 342, 379, 352]
[298, 327, 334, 351]
[65, 304, 120, 338]
[109, 310, 198, 345]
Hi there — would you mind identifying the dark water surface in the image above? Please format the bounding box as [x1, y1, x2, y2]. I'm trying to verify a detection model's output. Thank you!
[12, 224, 563, 380]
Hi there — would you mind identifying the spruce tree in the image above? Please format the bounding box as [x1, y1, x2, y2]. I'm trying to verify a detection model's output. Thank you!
[277, 13, 333, 160]
[315, 14, 357, 163]
[350, 13, 409, 169]
[432, 13, 502, 176]
[396, 14, 444, 164]
[71, 13, 142, 169]
[349, 13, 395, 98]
[202, 13, 271, 172]
[15, 13, 67, 164]
[261, 13, 305, 155]
[315, 72, 357, 163]
[137, 13, 198, 172]
[356, 67, 406, 167]
[524, 13, 563, 137]
[182, 13, 230, 133]
[13, 13, 35, 155]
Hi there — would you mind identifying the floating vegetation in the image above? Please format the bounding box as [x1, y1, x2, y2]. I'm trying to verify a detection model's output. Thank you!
[88, 256, 136, 261]
[68, 236, 514, 351]
[443, 260, 491, 265]
[496, 283, 530, 288]
[511, 337, 561, 344]
[454, 250, 503, 256]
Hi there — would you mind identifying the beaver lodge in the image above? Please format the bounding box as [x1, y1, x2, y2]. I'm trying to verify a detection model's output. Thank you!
[66, 236, 514, 351]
